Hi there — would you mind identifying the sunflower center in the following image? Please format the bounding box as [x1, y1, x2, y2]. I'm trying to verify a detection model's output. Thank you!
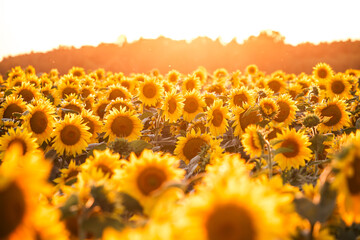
[182, 138, 207, 162]
[281, 138, 300, 158]
[184, 97, 199, 114]
[186, 80, 195, 91]
[346, 156, 360, 195]
[137, 166, 167, 195]
[331, 80, 345, 94]
[262, 102, 276, 116]
[3, 103, 23, 119]
[97, 164, 114, 178]
[321, 104, 342, 127]
[62, 104, 81, 118]
[60, 125, 81, 146]
[0, 181, 26, 238]
[205, 97, 215, 107]
[8, 138, 27, 155]
[239, 110, 261, 132]
[82, 117, 95, 135]
[109, 89, 127, 101]
[121, 82, 130, 90]
[18, 89, 35, 103]
[268, 80, 281, 93]
[274, 101, 290, 122]
[111, 116, 134, 138]
[212, 109, 224, 127]
[62, 87, 77, 98]
[143, 84, 157, 98]
[233, 93, 248, 107]
[168, 98, 177, 114]
[30, 111, 48, 134]
[81, 88, 91, 98]
[97, 103, 108, 119]
[317, 68, 328, 79]
[206, 203, 256, 240]
[169, 74, 178, 83]
[64, 169, 79, 182]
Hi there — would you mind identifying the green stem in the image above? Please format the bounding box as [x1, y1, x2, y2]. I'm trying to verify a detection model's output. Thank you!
[265, 140, 272, 179]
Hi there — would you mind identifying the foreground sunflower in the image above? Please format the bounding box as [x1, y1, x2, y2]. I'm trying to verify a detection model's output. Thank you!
[206, 100, 229, 136]
[120, 149, 185, 214]
[51, 113, 91, 156]
[0, 95, 27, 119]
[161, 90, 184, 123]
[315, 98, 350, 133]
[272, 128, 312, 170]
[182, 90, 205, 122]
[138, 77, 164, 107]
[103, 107, 143, 142]
[82, 149, 121, 179]
[174, 129, 212, 164]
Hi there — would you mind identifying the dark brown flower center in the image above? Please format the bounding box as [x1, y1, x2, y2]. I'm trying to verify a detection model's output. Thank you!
[212, 109, 224, 127]
[60, 125, 81, 146]
[268, 80, 282, 93]
[184, 96, 199, 114]
[18, 89, 35, 103]
[320, 104, 342, 127]
[346, 156, 360, 195]
[111, 116, 134, 138]
[331, 80, 345, 94]
[274, 101, 290, 123]
[3, 103, 23, 119]
[62, 87, 78, 98]
[30, 111, 48, 134]
[137, 166, 167, 195]
[109, 89, 127, 101]
[168, 98, 177, 114]
[96, 164, 114, 178]
[239, 110, 261, 132]
[317, 68, 328, 79]
[186, 80, 195, 91]
[281, 138, 300, 158]
[233, 93, 248, 107]
[182, 137, 207, 162]
[143, 84, 157, 98]
[96, 103, 108, 119]
[82, 117, 95, 135]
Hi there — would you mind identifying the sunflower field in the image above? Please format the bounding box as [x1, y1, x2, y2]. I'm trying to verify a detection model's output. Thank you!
[0, 63, 360, 240]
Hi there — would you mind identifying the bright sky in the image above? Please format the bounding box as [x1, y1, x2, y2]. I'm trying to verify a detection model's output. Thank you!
[0, 0, 359, 60]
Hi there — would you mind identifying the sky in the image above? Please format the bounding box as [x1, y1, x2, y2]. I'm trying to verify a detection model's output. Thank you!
[0, 0, 360, 60]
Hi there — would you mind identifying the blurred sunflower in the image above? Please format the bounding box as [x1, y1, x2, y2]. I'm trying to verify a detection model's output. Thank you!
[25, 65, 36, 76]
[93, 99, 109, 120]
[245, 64, 259, 76]
[107, 84, 132, 101]
[206, 83, 226, 95]
[241, 125, 264, 159]
[206, 100, 229, 136]
[273, 94, 298, 127]
[326, 73, 352, 99]
[68, 66, 85, 78]
[120, 149, 185, 213]
[103, 107, 143, 142]
[161, 90, 184, 123]
[187, 118, 207, 134]
[259, 97, 279, 119]
[51, 113, 91, 156]
[266, 76, 286, 94]
[315, 98, 350, 133]
[120, 77, 136, 94]
[167, 69, 182, 85]
[272, 128, 312, 170]
[182, 74, 201, 93]
[213, 68, 228, 80]
[182, 90, 205, 122]
[21, 99, 56, 144]
[0, 95, 27, 119]
[80, 85, 95, 99]
[232, 104, 262, 137]
[105, 97, 134, 113]
[54, 160, 81, 186]
[228, 86, 255, 109]
[60, 96, 84, 118]
[56, 81, 79, 99]
[82, 149, 121, 179]
[174, 129, 212, 164]
[312, 63, 334, 84]
[138, 77, 164, 107]
[80, 109, 102, 142]
[193, 66, 208, 84]
[203, 92, 217, 108]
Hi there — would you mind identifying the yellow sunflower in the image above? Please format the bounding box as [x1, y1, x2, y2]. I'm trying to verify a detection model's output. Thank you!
[332, 130, 360, 225]
[272, 128, 312, 170]
[80, 85, 95, 99]
[245, 64, 259, 76]
[266, 76, 286, 94]
[51, 113, 91, 156]
[259, 97, 279, 119]
[0, 127, 39, 159]
[82, 149, 121, 179]
[25, 65, 36, 76]
[193, 66, 208, 84]
[206, 83, 226, 95]
[0, 95, 27, 119]
[56, 80, 79, 99]
[120, 149, 185, 214]
[315, 98, 350, 133]
[161, 90, 184, 123]
[59, 97, 84, 118]
[241, 125, 264, 159]
[326, 73, 352, 99]
[120, 77, 136, 94]
[68, 66, 85, 78]
[187, 118, 207, 134]
[93, 99, 109, 120]
[203, 92, 217, 108]
[107, 83, 132, 101]
[80, 109, 102, 143]
[213, 68, 229, 80]
[182, 74, 201, 93]
[232, 103, 262, 137]
[103, 107, 143, 142]
[174, 129, 212, 164]
[105, 97, 134, 113]
[272, 94, 298, 127]
[206, 100, 229, 136]
[167, 69, 182, 85]
[21, 99, 56, 144]
[138, 77, 164, 107]
[287, 83, 303, 100]
[312, 63, 334, 83]
[182, 90, 205, 122]
[228, 86, 255, 109]
[54, 160, 81, 186]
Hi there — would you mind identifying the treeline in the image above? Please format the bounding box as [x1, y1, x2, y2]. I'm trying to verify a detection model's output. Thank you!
[1, 31, 359, 76]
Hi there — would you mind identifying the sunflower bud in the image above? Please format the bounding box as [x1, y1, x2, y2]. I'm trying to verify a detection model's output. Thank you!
[303, 114, 320, 128]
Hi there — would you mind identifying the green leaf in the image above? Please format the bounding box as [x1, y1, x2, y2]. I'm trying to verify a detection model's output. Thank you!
[119, 192, 143, 214]
[60, 108, 80, 114]
[82, 215, 124, 239]
[129, 140, 153, 155]
[317, 182, 337, 223]
[91, 186, 114, 212]
[86, 142, 107, 156]
[269, 138, 283, 146]
[139, 110, 154, 120]
[4, 88, 14, 97]
[273, 147, 293, 155]
[293, 198, 318, 225]
[59, 194, 79, 219]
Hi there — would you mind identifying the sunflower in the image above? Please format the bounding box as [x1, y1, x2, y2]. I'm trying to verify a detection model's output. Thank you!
[24, 65, 36, 76]
[80, 85, 95, 99]
[161, 91, 184, 123]
[232, 104, 262, 137]
[0, 127, 39, 159]
[193, 66, 208, 84]
[182, 90, 205, 122]
[182, 74, 201, 93]
[0, 95, 27, 119]
[259, 97, 279, 119]
[245, 64, 259, 76]
[51, 113, 91, 156]
[21, 99, 56, 144]
[80, 109, 102, 142]
[287, 83, 303, 100]
[213, 68, 228, 80]
[174, 129, 212, 164]
[326, 73, 352, 99]
[332, 130, 360, 225]
[206, 100, 229, 136]
[107, 83, 132, 101]
[138, 77, 164, 107]
[272, 94, 298, 127]
[56, 81, 79, 99]
[105, 97, 134, 113]
[93, 99, 109, 120]
[11, 81, 40, 103]
[167, 69, 182, 85]
[59, 97, 84, 118]
[272, 128, 312, 170]
[68, 66, 85, 78]
[103, 107, 143, 142]
[315, 98, 350, 133]
[229, 70, 243, 88]
[266, 76, 286, 94]
[82, 149, 121, 179]
[161, 79, 174, 94]
[120, 149, 185, 214]
[312, 63, 334, 83]
[54, 160, 81, 186]
[203, 93, 217, 108]
[241, 125, 264, 159]
[187, 118, 207, 134]
[7, 67, 25, 88]
[206, 83, 226, 95]
[228, 86, 255, 110]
